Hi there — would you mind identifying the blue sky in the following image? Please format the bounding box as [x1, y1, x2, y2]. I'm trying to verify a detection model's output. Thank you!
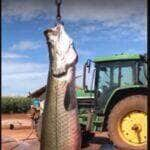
[2, 0, 147, 96]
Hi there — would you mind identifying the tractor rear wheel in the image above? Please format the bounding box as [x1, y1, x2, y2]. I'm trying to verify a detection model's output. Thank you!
[107, 95, 147, 150]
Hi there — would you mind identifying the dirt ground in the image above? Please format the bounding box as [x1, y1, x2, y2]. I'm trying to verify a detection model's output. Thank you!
[1, 114, 116, 150]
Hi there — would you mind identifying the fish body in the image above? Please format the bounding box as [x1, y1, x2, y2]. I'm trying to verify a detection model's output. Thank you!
[41, 24, 81, 150]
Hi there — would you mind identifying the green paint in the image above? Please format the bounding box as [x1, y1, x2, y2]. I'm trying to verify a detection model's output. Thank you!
[103, 85, 147, 114]
[76, 89, 94, 98]
[93, 54, 140, 63]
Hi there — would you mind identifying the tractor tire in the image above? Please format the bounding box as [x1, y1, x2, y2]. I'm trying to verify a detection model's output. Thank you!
[107, 95, 147, 150]
[35, 115, 42, 141]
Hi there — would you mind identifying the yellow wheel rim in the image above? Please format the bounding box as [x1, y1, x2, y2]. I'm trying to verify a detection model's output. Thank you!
[119, 111, 147, 146]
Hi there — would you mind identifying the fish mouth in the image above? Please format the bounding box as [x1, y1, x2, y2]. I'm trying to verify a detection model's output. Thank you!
[44, 29, 53, 35]
[44, 29, 58, 36]
[44, 24, 61, 36]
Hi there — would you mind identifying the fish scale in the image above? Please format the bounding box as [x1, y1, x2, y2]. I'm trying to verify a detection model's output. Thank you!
[41, 79, 80, 150]
[41, 24, 81, 150]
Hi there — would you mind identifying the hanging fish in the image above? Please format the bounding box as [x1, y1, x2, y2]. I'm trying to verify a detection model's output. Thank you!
[41, 24, 81, 150]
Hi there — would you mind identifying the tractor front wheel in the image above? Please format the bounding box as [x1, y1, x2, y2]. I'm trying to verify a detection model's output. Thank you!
[107, 95, 147, 150]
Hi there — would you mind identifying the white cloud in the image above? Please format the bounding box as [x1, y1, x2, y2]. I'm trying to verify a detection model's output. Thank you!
[63, 0, 146, 24]
[125, 49, 146, 54]
[2, 0, 146, 42]
[2, 60, 48, 96]
[10, 40, 42, 51]
[75, 64, 83, 88]
[2, 72, 48, 96]
[2, 52, 29, 59]
[78, 50, 94, 56]
[2, 0, 52, 22]
[82, 25, 97, 34]
[2, 0, 146, 25]
[2, 61, 48, 75]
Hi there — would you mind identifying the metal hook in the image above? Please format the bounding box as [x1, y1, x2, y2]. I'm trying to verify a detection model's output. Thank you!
[55, 0, 63, 24]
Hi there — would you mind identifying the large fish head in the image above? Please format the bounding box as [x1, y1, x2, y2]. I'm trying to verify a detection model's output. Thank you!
[44, 24, 78, 77]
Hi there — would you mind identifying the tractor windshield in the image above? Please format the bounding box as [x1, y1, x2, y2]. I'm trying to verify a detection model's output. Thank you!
[95, 61, 135, 112]
[97, 63, 134, 94]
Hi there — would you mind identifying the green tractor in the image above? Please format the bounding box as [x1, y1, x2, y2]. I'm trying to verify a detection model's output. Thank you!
[77, 53, 148, 150]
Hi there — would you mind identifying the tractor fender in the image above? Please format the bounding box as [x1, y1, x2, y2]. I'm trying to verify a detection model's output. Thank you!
[102, 85, 149, 131]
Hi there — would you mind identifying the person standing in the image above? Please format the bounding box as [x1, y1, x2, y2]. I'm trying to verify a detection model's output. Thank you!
[30, 98, 40, 128]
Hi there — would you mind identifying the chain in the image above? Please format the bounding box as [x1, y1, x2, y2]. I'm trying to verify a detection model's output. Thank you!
[55, 0, 62, 23]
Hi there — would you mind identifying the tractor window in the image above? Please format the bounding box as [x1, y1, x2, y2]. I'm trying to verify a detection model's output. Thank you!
[113, 67, 119, 85]
[120, 66, 133, 86]
[98, 67, 110, 93]
[139, 63, 147, 85]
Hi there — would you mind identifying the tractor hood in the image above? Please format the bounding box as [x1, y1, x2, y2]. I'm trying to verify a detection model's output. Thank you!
[76, 89, 94, 99]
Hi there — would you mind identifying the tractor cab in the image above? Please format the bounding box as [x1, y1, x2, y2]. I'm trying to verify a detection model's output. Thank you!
[83, 54, 147, 114]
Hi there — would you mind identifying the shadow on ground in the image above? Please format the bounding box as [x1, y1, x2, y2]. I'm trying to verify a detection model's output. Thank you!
[81, 131, 116, 150]
[91, 137, 116, 150]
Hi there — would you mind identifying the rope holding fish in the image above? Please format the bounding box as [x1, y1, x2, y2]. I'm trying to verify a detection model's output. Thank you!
[55, 0, 64, 25]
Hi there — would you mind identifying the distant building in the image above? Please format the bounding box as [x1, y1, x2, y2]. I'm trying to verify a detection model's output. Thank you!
[28, 85, 46, 100]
